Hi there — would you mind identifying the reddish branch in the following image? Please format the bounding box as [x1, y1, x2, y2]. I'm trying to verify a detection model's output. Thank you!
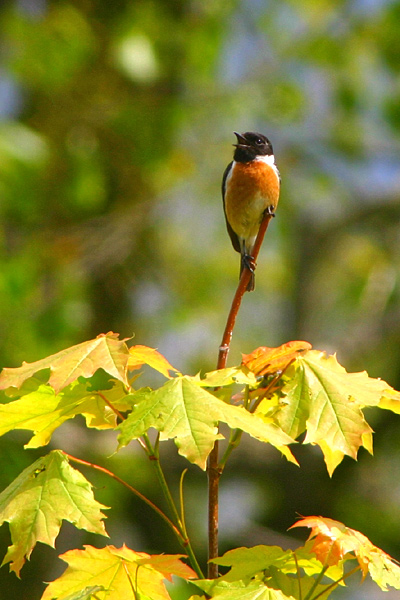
[65, 452, 182, 539]
[207, 211, 274, 578]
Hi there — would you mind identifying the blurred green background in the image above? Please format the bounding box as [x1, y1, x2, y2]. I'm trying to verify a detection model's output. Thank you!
[1, 0, 400, 598]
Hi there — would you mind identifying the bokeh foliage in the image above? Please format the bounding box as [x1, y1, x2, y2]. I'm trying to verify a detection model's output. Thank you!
[1, 0, 400, 598]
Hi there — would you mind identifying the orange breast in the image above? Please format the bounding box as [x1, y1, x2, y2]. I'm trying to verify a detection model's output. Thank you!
[225, 160, 280, 244]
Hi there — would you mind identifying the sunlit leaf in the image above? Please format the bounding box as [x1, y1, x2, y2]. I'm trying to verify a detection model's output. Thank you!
[291, 516, 400, 591]
[61, 586, 105, 600]
[0, 451, 108, 576]
[128, 345, 179, 378]
[118, 376, 295, 469]
[242, 342, 312, 377]
[277, 350, 390, 473]
[0, 333, 130, 394]
[378, 387, 400, 413]
[41, 545, 196, 600]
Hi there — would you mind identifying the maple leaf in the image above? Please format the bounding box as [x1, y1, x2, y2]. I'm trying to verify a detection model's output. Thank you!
[0, 450, 108, 576]
[118, 376, 296, 469]
[61, 586, 105, 600]
[193, 579, 296, 599]
[0, 332, 130, 394]
[193, 541, 345, 599]
[276, 350, 390, 474]
[291, 516, 400, 591]
[0, 380, 130, 448]
[212, 546, 300, 583]
[211, 544, 341, 584]
[41, 545, 196, 600]
[128, 345, 180, 378]
[378, 387, 400, 413]
[242, 341, 312, 377]
[198, 366, 258, 388]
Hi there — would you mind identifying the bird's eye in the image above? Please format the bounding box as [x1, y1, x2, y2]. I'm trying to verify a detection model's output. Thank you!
[255, 138, 263, 145]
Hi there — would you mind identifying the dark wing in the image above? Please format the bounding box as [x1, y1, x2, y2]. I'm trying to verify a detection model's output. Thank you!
[222, 161, 241, 253]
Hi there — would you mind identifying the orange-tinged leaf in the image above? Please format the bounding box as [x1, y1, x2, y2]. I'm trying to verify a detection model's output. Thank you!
[0, 333, 130, 394]
[290, 516, 400, 591]
[309, 534, 345, 566]
[41, 545, 196, 600]
[137, 553, 197, 581]
[128, 345, 179, 378]
[242, 341, 312, 377]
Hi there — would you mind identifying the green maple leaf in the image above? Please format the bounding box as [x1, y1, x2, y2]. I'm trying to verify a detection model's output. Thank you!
[195, 541, 344, 599]
[198, 366, 258, 387]
[0, 450, 108, 576]
[0, 380, 130, 448]
[275, 350, 390, 474]
[212, 546, 294, 582]
[0, 332, 130, 394]
[212, 544, 341, 586]
[118, 376, 295, 469]
[193, 580, 295, 600]
[41, 545, 196, 600]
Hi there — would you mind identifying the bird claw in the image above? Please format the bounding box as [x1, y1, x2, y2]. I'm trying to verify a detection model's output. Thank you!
[243, 253, 256, 273]
[264, 205, 275, 218]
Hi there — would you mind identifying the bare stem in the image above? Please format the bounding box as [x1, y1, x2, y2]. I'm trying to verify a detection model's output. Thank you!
[207, 211, 274, 578]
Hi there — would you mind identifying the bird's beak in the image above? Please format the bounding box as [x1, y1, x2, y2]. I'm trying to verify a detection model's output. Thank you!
[233, 132, 248, 147]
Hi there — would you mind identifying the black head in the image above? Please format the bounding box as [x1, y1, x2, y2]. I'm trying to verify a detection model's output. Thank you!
[233, 131, 274, 163]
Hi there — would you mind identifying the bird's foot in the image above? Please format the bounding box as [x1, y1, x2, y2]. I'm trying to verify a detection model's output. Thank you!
[264, 205, 275, 217]
[243, 253, 256, 273]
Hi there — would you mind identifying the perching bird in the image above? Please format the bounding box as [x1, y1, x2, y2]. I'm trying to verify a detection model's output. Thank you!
[222, 131, 280, 291]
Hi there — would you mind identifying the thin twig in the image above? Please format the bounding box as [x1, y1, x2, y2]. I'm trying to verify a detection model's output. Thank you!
[293, 551, 303, 600]
[97, 391, 126, 422]
[142, 434, 205, 578]
[65, 452, 181, 539]
[142, 432, 182, 527]
[311, 565, 361, 600]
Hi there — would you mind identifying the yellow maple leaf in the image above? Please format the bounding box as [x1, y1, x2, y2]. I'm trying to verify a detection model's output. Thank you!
[42, 545, 196, 600]
[128, 345, 179, 378]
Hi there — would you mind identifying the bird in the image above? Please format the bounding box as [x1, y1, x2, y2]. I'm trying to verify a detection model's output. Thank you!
[222, 131, 280, 291]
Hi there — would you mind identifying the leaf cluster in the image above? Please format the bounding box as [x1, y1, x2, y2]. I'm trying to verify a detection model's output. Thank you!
[0, 333, 399, 598]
